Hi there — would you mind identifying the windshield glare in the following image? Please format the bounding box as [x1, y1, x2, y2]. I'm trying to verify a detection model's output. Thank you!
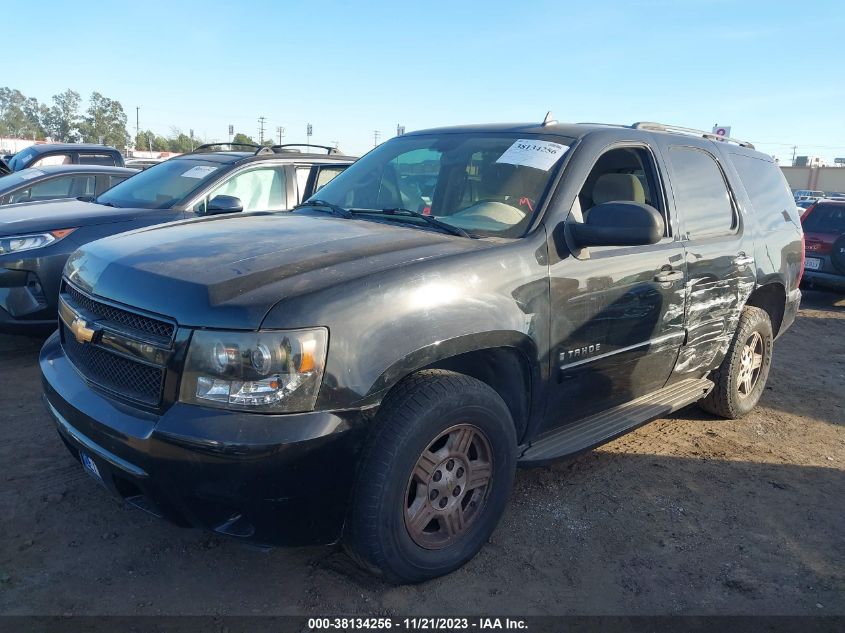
[96, 158, 222, 209]
[309, 133, 571, 237]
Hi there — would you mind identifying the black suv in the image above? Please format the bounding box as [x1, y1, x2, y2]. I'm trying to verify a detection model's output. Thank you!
[0, 143, 354, 331]
[1, 143, 124, 173]
[40, 121, 802, 583]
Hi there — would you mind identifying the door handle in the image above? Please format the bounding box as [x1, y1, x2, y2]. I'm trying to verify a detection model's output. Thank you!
[654, 270, 684, 283]
[733, 254, 754, 267]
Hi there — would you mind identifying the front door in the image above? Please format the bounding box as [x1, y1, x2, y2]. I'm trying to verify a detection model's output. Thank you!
[544, 144, 687, 431]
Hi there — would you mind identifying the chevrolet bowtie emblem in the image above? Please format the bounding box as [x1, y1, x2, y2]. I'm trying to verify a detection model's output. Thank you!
[70, 317, 98, 344]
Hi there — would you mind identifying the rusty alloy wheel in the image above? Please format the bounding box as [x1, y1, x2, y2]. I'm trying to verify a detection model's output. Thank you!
[403, 423, 493, 549]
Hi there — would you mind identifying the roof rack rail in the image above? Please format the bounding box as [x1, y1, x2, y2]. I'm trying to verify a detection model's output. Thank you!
[270, 143, 340, 155]
[190, 142, 263, 155]
[631, 122, 755, 149]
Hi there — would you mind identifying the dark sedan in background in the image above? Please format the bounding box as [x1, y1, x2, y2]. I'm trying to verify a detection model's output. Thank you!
[0, 165, 137, 205]
[0, 142, 354, 331]
[802, 199, 845, 291]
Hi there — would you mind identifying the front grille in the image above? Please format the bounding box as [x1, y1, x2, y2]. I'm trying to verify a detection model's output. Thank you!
[61, 322, 164, 406]
[64, 283, 174, 341]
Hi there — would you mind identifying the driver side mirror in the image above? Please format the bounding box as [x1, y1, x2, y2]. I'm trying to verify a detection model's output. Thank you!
[569, 201, 664, 247]
[205, 195, 243, 215]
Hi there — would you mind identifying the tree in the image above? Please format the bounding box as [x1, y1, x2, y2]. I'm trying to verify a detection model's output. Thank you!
[44, 90, 81, 142]
[79, 91, 130, 149]
[167, 129, 198, 153]
[232, 132, 257, 146]
[135, 129, 172, 152]
[0, 88, 45, 139]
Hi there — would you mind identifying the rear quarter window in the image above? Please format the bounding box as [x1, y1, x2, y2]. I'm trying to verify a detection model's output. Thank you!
[730, 153, 796, 229]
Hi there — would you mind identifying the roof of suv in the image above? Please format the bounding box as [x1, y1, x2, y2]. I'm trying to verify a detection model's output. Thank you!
[406, 120, 763, 156]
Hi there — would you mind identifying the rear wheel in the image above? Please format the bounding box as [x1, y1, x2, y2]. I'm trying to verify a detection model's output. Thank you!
[344, 370, 517, 584]
[700, 306, 773, 419]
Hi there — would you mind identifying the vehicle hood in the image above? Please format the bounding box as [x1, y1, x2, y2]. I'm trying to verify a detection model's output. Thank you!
[0, 198, 152, 235]
[65, 213, 491, 329]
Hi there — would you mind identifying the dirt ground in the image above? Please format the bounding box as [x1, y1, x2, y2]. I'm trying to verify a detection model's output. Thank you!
[0, 290, 843, 616]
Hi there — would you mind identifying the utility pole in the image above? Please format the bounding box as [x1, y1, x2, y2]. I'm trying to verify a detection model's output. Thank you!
[276, 126, 285, 145]
[135, 106, 140, 151]
[258, 116, 266, 144]
[791, 145, 797, 166]
[397, 124, 405, 136]
[374, 130, 381, 147]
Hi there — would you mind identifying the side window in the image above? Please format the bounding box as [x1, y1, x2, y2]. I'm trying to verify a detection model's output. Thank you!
[79, 153, 118, 166]
[576, 146, 668, 235]
[668, 147, 736, 240]
[200, 166, 287, 212]
[314, 166, 346, 193]
[10, 175, 94, 202]
[32, 153, 72, 167]
[730, 153, 794, 219]
[295, 167, 311, 200]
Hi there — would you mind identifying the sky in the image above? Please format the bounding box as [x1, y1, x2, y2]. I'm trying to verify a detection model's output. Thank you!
[3, 0, 844, 162]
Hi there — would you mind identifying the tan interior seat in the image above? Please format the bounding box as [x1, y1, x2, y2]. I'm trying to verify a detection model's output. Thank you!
[591, 173, 645, 206]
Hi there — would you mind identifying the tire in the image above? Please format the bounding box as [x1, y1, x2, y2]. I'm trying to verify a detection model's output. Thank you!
[344, 370, 517, 584]
[700, 306, 773, 419]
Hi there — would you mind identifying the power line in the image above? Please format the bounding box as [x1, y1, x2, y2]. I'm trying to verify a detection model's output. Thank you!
[257, 116, 266, 144]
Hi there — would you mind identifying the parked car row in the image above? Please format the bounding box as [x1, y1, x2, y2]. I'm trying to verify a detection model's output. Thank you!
[3, 118, 802, 584]
[0, 142, 354, 331]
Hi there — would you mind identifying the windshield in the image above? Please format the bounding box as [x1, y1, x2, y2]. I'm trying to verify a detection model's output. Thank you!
[803, 204, 845, 234]
[7, 147, 38, 172]
[309, 133, 572, 238]
[96, 158, 223, 209]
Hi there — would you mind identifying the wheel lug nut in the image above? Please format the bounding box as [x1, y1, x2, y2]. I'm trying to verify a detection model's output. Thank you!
[433, 470, 442, 482]
[453, 485, 461, 496]
[429, 489, 438, 500]
[446, 459, 454, 471]
[456, 467, 464, 478]
[439, 497, 448, 509]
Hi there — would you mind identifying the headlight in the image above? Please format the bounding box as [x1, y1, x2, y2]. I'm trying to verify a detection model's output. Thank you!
[0, 228, 76, 255]
[179, 328, 328, 413]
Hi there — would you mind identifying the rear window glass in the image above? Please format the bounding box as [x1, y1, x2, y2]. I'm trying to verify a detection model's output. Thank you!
[803, 204, 845, 234]
[731, 153, 795, 218]
[668, 146, 735, 239]
[78, 153, 118, 166]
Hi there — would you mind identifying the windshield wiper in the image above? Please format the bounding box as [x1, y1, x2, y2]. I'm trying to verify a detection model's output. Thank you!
[292, 199, 352, 218]
[351, 208, 474, 238]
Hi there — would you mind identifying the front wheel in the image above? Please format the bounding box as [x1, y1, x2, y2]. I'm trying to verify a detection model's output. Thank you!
[344, 370, 517, 584]
[700, 306, 773, 419]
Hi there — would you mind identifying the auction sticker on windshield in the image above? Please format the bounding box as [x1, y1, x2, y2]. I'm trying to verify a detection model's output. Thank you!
[181, 165, 218, 179]
[496, 139, 569, 171]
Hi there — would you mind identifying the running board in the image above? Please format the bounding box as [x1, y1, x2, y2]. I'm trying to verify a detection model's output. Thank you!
[519, 378, 714, 464]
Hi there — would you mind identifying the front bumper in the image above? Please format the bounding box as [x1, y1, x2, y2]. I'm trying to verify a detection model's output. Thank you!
[40, 331, 369, 546]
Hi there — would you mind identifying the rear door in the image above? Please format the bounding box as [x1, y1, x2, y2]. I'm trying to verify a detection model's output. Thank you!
[659, 139, 756, 380]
